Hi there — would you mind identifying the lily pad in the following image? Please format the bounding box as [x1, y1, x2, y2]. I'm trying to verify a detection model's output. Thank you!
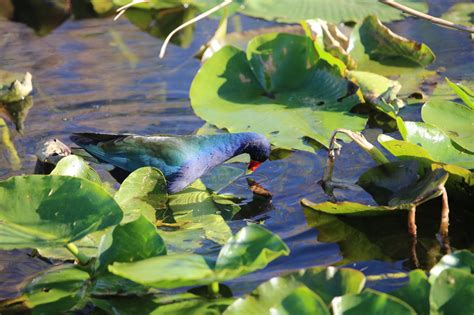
[22, 265, 90, 314]
[347, 70, 403, 117]
[234, 0, 427, 23]
[225, 266, 364, 314]
[357, 15, 435, 67]
[114, 167, 168, 223]
[379, 118, 474, 169]
[225, 284, 329, 315]
[332, 289, 416, 315]
[302, 160, 449, 215]
[429, 250, 474, 284]
[158, 213, 232, 253]
[390, 270, 430, 315]
[190, 33, 366, 151]
[51, 155, 102, 184]
[422, 99, 474, 153]
[97, 216, 167, 272]
[443, 78, 474, 109]
[108, 224, 289, 288]
[430, 268, 474, 315]
[0, 175, 123, 249]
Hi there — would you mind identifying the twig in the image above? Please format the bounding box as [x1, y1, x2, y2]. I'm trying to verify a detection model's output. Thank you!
[114, 0, 149, 21]
[159, 0, 233, 58]
[379, 0, 474, 33]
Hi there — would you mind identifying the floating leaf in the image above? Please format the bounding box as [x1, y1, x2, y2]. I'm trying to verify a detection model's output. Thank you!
[51, 155, 102, 184]
[444, 78, 474, 110]
[97, 216, 167, 272]
[430, 268, 474, 315]
[379, 118, 474, 169]
[114, 167, 168, 223]
[109, 225, 288, 288]
[22, 266, 90, 314]
[429, 250, 474, 284]
[190, 33, 366, 151]
[390, 270, 430, 315]
[332, 289, 417, 314]
[302, 161, 448, 215]
[356, 15, 435, 67]
[0, 175, 123, 249]
[348, 70, 403, 117]
[422, 100, 474, 153]
[234, 0, 427, 23]
[159, 213, 232, 253]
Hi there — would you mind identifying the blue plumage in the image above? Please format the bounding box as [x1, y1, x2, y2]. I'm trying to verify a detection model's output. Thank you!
[70, 132, 270, 193]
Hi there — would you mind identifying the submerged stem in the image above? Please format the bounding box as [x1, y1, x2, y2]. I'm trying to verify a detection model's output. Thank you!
[65, 243, 91, 265]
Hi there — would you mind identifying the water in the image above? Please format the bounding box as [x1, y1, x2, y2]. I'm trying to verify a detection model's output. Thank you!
[0, 0, 473, 301]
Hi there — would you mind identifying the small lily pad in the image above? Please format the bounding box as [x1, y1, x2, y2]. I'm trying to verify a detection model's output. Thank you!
[51, 155, 102, 184]
[97, 215, 167, 272]
[0, 72, 33, 103]
[114, 167, 168, 223]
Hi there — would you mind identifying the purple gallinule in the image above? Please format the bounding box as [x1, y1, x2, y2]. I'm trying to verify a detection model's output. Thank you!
[70, 132, 271, 193]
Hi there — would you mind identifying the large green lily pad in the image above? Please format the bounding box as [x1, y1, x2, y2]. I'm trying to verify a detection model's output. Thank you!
[108, 224, 289, 288]
[191, 33, 366, 151]
[234, 0, 427, 23]
[430, 268, 474, 315]
[0, 175, 123, 249]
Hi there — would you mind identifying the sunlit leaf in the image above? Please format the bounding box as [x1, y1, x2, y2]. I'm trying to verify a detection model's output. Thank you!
[51, 155, 102, 184]
[114, 167, 168, 223]
[0, 175, 122, 249]
[430, 268, 474, 315]
[332, 289, 417, 314]
[191, 33, 366, 152]
[390, 270, 430, 315]
[97, 216, 167, 272]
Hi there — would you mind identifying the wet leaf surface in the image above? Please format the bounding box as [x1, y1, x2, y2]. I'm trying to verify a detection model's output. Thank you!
[191, 33, 366, 151]
[0, 175, 122, 249]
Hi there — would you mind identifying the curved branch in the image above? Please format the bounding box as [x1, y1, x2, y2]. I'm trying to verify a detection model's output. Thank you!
[379, 0, 474, 33]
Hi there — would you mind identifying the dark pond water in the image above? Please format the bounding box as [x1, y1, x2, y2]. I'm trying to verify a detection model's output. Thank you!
[0, 0, 473, 301]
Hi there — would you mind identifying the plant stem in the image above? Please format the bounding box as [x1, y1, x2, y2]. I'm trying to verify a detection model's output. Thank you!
[379, 0, 474, 33]
[439, 187, 450, 237]
[408, 206, 419, 268]
[208, 281, 220, 297]
[321, 129, 389, 194]
[65, 243, 91, 265]
[160, 0, 233, 58]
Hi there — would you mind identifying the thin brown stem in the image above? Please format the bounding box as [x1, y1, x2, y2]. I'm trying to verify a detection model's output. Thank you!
[379, 0, 474, 33]
[408, 206, 419, 268]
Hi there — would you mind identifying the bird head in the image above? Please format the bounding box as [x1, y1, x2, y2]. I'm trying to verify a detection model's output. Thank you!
[244, 133, 271, 174]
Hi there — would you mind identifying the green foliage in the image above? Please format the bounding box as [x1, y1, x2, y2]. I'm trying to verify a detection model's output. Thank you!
[50, 155, 102, 184]
[114, 167, 168, 223]
[191, 33, 366, 151]
[108, 224, 289, 288]
[0, 175, 122, 249]
[302, 160, 449, 215]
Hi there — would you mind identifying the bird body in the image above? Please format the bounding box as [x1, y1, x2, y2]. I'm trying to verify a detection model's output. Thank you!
[70, 132, 270, 193]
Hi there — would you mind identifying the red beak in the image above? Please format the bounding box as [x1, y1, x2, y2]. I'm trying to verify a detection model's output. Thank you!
[247, 160, 262, 172]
